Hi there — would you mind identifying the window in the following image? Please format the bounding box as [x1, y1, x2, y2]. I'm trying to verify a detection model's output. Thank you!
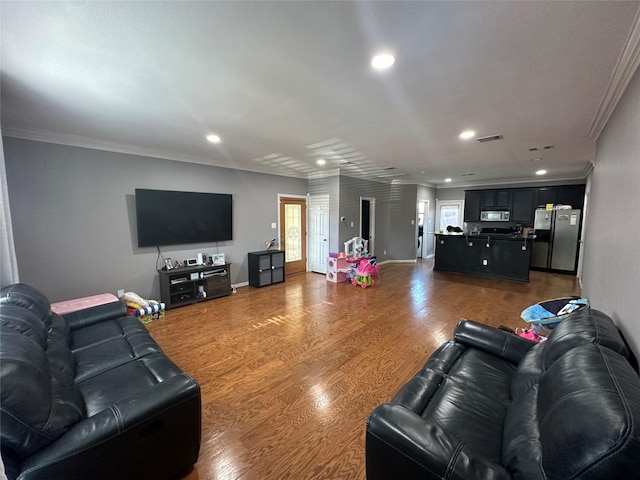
[435, 200, 463, 233]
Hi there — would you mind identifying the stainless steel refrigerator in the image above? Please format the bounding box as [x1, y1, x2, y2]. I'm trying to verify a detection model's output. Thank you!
[531, 208, 581, 272]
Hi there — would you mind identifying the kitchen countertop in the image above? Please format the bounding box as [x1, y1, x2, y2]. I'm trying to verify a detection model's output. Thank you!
[435, 233, 536, 241]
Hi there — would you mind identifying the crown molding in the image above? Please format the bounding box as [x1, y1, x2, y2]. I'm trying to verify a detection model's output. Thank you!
[1, 125, 313, 180]
[589, 5, 640, 141]
[436, 173, 588, 190]
[2, 126, 220, 165]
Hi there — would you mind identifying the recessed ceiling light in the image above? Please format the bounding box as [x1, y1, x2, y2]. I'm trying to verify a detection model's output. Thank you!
[371, 53, 395, 70]
[316, 159, 326, 166]
[459, 130, 475, 140]
[536, 169, 547, 175]
[206, 134, 221, 144]
[445, 178, 452, 183]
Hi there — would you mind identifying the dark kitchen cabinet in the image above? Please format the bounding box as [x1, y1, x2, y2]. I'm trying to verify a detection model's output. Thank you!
[465, 185, 585, 224]
[463, 191, 482, 222]
[555, 185, 585, 210]
[434, 235, 468, 273]
[537, 188, 556, 207]
[536, 185, 585, 210]
[434, 235, 531, 282]
[482, 190, 511, 209]
[511, 189, 536, 224]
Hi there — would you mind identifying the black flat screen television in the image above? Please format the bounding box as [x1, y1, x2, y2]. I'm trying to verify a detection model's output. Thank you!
[135, 188, 232, 247]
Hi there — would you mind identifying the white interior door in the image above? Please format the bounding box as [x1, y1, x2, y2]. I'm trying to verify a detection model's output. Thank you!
[309, 194, 330, 273]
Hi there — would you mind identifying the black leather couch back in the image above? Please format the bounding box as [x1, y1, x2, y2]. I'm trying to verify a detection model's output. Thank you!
[503, 309, 640, 479]
[0, 284, 85, 458]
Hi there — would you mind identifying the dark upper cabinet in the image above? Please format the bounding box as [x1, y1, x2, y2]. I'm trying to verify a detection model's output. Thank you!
[482, 190, 511, 209]
[537, 187, 556, 208]
[536, 185, 585, 210]
[464, 184, 585, 226]
[464, 191, 482, 222]
[555, 185, 585, 210]
[511, 189, 536, 224]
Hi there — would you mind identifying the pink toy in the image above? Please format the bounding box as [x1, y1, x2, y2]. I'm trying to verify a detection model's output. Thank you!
[351, 257, 380, 288]
[517, 328, 542, 343]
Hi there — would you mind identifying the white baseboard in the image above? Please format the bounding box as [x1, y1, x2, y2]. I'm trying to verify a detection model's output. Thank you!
[378, 259, 417, 265]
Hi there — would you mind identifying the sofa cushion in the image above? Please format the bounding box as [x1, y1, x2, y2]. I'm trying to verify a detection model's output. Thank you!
[542, 308, 629, 368]
[0, 304, 47, 347]
[393, 341, 517, 464]
[78, 353, 186, 417]
[503, 343, 640, 480]
[538, 344, 640, 478]
[0, 312, 84, 458]
[0, 285, 84, 459]
[0, 283, 52, 329]
[72, 316, 163, 383]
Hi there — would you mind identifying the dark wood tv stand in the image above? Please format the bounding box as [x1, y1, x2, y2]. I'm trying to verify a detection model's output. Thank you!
[158, 263, 231, 310]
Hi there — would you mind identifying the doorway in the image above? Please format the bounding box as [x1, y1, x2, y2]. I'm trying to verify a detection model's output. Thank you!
[279, 196, 307, 275]
[417, 199, 429, 258]
[360, 197, 375, 254]
[308, 194, 330, 274]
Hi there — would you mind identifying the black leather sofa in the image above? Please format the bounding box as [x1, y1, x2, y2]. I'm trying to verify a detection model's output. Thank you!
[0, 283, 201, 480]
[366, 308, 640, 480]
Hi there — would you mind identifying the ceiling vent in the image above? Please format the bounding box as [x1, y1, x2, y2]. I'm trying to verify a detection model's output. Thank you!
[529, 145, 554, 151]
[476, 134, 503, 143]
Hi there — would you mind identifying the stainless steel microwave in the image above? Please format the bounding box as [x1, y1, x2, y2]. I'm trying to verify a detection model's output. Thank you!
[480, 210, 511, 222]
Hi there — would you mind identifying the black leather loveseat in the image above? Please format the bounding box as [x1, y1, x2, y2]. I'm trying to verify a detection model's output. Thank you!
[0, 283, 201, 480]
[366, 308, 640, 480]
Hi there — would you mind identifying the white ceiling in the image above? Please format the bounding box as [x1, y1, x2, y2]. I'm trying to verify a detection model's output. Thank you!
[2, 1, 639, 187]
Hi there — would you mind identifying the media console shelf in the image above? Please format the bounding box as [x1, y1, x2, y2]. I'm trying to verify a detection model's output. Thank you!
[158, 263, 231, 310]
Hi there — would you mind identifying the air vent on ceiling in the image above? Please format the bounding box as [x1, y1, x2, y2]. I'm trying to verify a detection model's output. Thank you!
[529, 145, 554, 151]
[476, 134, 503, 143]
[377, 172, 406, 178]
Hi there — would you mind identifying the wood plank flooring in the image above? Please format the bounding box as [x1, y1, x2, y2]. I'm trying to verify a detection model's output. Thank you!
[145, 258, 580, 480]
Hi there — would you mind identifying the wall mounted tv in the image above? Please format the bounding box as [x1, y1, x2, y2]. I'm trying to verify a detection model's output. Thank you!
[135, 188, 232, 247]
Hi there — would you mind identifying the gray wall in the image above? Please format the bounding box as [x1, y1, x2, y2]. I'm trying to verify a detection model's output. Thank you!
[4, 138, 307, 301]
[337, 176, 417, 261]
[581, 66, 640, 355]
[435, 186, 466, 202]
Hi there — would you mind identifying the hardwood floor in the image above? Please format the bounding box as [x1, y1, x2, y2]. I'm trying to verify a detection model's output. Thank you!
[146, 258, 580, 480]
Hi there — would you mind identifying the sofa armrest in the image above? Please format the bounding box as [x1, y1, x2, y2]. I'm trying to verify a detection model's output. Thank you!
[454, 319, 535, 364]
[17, 374, 201, 480]
[366, 403, 511, 480]
[63, 300, 128, 330]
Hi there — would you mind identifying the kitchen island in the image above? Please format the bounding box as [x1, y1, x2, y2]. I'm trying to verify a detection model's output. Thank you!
[434, 233, 533, 282]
